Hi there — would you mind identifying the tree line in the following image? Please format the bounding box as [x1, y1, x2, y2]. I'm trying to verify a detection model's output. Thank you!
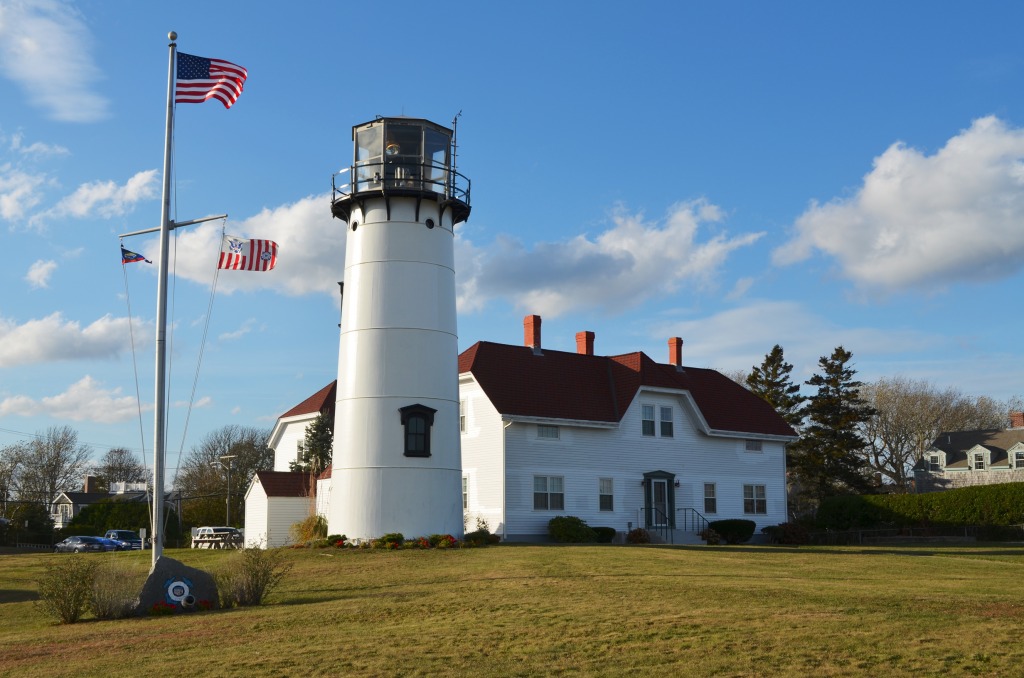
[741, 344, 1022, 517]
[0, 423, 276, 533]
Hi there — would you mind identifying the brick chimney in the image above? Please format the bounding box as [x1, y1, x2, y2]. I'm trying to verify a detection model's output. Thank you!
[83, 475, 99, 494]
[1011, 411, 1024, 429]
[576, 331, 595, 356]
[668, 337, 683, 369]
[524, 315, 542, 353]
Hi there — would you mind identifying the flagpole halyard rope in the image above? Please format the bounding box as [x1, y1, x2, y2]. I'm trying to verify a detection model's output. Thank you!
[120, 242, 154, 538]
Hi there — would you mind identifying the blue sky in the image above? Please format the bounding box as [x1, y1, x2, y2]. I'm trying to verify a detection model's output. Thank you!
[2, 1, 1023, 479]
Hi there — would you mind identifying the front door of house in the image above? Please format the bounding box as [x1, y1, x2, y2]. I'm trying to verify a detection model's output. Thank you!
[651, 479, 668, 526]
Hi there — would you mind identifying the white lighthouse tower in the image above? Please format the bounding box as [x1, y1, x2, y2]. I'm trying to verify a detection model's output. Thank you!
[327, 117, 470, 541]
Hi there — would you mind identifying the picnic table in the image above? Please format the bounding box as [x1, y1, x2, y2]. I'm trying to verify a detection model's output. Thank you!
[190, 529, 243, 549]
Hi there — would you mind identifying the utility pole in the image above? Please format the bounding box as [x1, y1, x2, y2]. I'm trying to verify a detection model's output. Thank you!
[212, 455, 237, 525]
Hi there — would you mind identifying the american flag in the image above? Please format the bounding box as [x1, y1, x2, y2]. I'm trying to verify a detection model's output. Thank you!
[175, 52, 247, 109]
[218, 235, 278, 271]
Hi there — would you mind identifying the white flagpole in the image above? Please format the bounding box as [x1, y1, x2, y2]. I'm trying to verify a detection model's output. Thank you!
[152, 31, 177, 569]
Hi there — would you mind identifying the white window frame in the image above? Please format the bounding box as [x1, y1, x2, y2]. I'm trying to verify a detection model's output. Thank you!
[641, 405, 655, 437]
[599, 478, 613, 511]
[296, 440, 304, 464]
[462, 476, 468, 510]
[1016, 451, 1024, 469]
[660, 406, 673, 437]
[973, 453, 986, 471]
[928, 455, 941, 472]
[459, 399, 466, 433]
[745, 440, 763, 453]
[533, 475, 565, 511]
[743, 484, 767, 515]
[537, 424, 560, 440]
[703, 483, 717, 514]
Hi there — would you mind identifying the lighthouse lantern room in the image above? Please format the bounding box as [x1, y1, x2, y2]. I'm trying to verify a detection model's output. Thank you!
[328, 117, 470, 541]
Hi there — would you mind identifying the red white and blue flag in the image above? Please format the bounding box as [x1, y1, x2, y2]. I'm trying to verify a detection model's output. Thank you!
[175, 53, 247, 109]
[218, 235, 278, 271]
[121, 245, 151, 264]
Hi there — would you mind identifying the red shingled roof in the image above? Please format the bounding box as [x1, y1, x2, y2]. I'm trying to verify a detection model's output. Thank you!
[253, 471, 315, 498]
[459, 341, 796, 438]
[280, 381, 336, 420]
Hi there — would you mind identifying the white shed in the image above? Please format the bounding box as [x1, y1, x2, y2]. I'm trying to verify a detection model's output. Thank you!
[243, 471, 315, 548]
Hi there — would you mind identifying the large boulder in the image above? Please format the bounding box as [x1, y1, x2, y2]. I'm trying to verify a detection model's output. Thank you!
[135, 556, 218, 615]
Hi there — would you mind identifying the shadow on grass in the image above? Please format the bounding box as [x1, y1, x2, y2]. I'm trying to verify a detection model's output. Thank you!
[0, 589, 38, 604]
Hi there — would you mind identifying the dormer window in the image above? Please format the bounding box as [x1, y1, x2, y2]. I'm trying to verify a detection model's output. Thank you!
[1016, 452, 1024, 469]
[928, 455, 940, 472]
[973, 453, 986, 470]
[399, 404, 436, 457]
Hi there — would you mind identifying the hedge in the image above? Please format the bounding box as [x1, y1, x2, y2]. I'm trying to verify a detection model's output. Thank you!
[547, 516, 597, 543]
[707, 519, 756, 544]
[816, 483, 1024, 530]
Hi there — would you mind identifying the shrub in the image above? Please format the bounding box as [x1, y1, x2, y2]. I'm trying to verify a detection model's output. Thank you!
[817, 483, 1024, 530]
[378, 533, 404, 547]
[625, 528, 650, 544]
[36, 555, 97, 624]
[548, 516, 597, 543]
[592, 526, 616, 543]
[761, 522, 811, 545]
[429, 534, 458, 549]
[463, 529, 490, 547]
[290, 514, 327, 544]
[91, 558, 144, 619]
[216, 547, 293, 607]
[699, 528, 721, 545]
[707, 519, 756, 544]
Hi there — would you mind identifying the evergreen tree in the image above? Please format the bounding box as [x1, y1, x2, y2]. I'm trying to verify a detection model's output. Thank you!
[746, 344, 805, 429]
[788, 346, 876, 512]
[289, 412, 333, 475]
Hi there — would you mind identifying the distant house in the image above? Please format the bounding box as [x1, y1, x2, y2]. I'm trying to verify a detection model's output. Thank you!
[51, 477, 174, 530]
[913, 412, 1024, 492]
[249, 316, 798, 544]
[243, 471, 316, 548]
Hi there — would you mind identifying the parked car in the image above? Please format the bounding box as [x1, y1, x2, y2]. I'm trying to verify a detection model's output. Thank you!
[95, 536, 128, 551]
[191, 526, 243, 549]
[54, 536, 105, 553]
[104, 530, 143, 550]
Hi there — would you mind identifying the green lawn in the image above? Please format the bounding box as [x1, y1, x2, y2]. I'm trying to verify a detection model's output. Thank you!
[1, 543, 1023, 677]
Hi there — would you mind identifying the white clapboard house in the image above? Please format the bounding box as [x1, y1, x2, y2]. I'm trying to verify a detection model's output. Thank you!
[248, 316, 797, 544]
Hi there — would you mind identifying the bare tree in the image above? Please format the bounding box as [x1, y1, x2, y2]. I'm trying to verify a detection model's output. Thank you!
[1, 426, 92, 504]
[94, 447, 147, 488]
[859, 377, 1011, 490]
[175, 425, 273, 527]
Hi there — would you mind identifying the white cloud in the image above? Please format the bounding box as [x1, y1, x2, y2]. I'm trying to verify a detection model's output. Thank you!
[775, 116, 1024, 292]
[149, 193, 345, 297]
[33, 169, 158, 225]
[0, 312, 151, 366]
[457, 200, 763, 317]
[0, 162, 46, 220]
[24, 259, 56, 288]
[10, 132, 69, 157]
[650, 300, 934, 382]
[0, 0, 108, 122]
[0, 375, 143, 423]
[218, 318, 257, 341]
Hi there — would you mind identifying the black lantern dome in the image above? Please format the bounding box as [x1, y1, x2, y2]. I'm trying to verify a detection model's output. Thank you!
[331, 117, 471, 224]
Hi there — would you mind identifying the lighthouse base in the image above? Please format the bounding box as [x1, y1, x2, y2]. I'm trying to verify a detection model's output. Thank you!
[327, 466, 464, 541]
